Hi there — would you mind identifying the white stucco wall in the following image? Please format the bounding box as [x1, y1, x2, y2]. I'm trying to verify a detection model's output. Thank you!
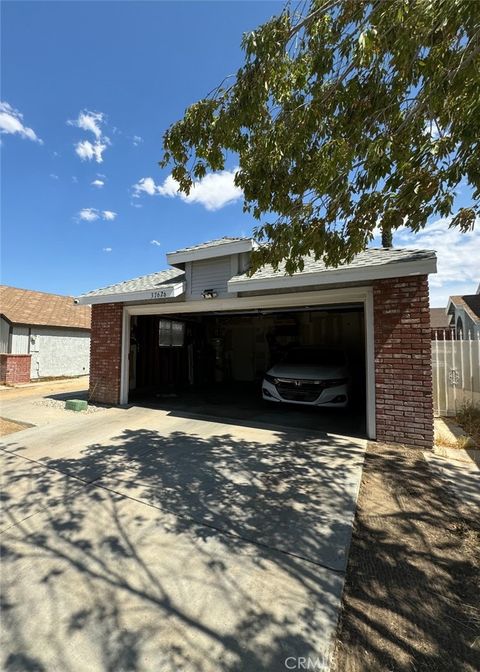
[29, 328, 90, 379]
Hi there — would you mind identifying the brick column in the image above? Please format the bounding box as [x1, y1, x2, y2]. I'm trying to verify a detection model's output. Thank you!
[373, 275, 433, 449]
[89, 303, 123, 404]
[0, 354, 31, 384]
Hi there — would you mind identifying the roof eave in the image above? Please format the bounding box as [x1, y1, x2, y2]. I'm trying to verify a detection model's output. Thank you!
[227, 257, 437, 293]
[166, 239, 253, 265]
[75, 281, 186, 305]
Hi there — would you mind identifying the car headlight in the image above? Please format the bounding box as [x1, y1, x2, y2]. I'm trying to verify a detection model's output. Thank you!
[324, 378, 348, 388]
[264, 373, 278, 384]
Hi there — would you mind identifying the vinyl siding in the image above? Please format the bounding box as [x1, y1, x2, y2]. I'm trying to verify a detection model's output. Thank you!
[0, 317, 10, 353]
[188, 256, 236, 300]
[11, 326, 29, 354]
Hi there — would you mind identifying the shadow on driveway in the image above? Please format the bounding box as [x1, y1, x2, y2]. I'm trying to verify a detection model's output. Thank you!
[1, 424, 363, 671]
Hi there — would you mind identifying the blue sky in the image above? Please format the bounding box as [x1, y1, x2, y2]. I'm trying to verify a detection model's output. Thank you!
[1, 1, 478, 307]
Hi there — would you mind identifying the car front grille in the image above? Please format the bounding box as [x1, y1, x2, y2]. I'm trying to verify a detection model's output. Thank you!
[275, 379, 324, 403]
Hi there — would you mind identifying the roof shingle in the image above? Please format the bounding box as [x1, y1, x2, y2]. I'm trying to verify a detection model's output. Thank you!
[168, 237, 251, 255]
[80, 268, 185, 298]
[0, 286, 91, 329]
[230, 248, 436, 284]
[430, 308, 450, 329]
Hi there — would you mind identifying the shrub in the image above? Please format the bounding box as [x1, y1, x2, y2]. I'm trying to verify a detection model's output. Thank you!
[456, 402, 480, 447]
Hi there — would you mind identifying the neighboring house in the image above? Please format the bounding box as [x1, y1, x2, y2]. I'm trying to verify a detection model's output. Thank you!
[430, 307, 452, 340]
[446, 288, 480, 339]
[0, 285, 91, 384]
[76, 237, 438, 449]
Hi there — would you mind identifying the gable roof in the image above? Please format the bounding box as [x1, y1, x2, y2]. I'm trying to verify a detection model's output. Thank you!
[77, 245, 437, 305]
[228, 248, 436, 291]
[430, 308, 450, 329]
[448, 294, 480, 323]
[78, 268, 185, 300]
[168, 237, 251, 255]
[166, 237, 254, 265]
[0, 285, 91, 329]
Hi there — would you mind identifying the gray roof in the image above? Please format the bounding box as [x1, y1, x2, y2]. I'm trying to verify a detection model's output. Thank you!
[231, 248, 436, 283]
[168, 237, 251, 255]
[80, 268, 185, 298]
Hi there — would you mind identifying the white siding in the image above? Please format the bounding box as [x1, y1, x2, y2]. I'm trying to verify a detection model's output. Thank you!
[29, 328, 90, 379]
[188, 256, 236, 300]
[11, 326, 29, 354]
[0, 317, 10, 353]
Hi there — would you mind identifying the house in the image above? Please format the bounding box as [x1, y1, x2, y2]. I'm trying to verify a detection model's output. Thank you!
[446, 287, 480, 339]
[0, 285, 91, 384]
[76, 237, 437, 448]
[430, 307, 452, 340]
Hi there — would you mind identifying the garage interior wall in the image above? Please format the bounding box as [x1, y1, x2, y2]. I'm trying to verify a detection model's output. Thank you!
[130, 306, 365, 397]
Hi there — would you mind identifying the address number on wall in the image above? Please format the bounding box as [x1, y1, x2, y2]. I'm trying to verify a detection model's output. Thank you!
[151, 290, 167, 299]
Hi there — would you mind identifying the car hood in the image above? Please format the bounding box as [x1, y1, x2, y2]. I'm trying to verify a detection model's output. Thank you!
[267, 363, 348, 380]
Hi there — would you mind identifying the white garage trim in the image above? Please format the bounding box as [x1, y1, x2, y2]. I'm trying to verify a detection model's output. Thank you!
[119, 287, 376, 440]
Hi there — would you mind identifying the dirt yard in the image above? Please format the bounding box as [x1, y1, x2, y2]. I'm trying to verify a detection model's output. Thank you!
[0, 418, 29, 437]
[333, 442, 479, 672]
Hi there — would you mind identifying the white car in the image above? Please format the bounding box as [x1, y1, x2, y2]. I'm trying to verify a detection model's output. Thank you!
[262, 347, 349, 408]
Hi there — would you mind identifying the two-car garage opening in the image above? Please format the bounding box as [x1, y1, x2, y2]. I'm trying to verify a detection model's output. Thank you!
[127, 302, 367, 437]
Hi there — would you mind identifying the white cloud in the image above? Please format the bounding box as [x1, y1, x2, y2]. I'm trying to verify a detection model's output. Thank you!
[373, 216, 480, 307]
[91, 179, 104, 188]
[78, 208, 117, 222]
[69, 109, 110, 163]
[132, 176, 158, 197]
[132, 168, 243, 211]
[50, 173, 59, 180]
[150, 239, 161, 246]
[102, 247, 112, 253]
[75, 139, 108, 163]
[0, 101, 43, 143]
[132, 135, 143, 146]
[68, 110, 105, 139]
[79, 208, 100, 222]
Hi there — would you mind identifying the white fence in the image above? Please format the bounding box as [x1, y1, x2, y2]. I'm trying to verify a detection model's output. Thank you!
[432, 333, 480, 416]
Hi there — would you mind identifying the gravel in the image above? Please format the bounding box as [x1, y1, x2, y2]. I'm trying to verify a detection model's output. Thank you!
[33, 399, 107, 414]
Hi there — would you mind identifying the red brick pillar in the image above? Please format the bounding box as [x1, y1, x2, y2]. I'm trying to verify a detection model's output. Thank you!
[373, 275, 433, 448]
[0, 354, 31, 384]
[89, 303, 123, 404]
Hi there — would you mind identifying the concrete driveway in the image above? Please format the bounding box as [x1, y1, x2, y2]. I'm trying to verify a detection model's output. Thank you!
[1, 387, 365, 672]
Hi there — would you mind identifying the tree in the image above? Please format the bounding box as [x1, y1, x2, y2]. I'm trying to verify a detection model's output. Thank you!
[162, 0, 479, 272]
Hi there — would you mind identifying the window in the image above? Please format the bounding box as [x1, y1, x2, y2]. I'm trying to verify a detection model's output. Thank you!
[159, 319, 184, 347]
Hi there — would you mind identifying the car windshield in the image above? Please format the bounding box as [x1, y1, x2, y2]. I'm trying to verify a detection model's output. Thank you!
[282, 348, 345, 366]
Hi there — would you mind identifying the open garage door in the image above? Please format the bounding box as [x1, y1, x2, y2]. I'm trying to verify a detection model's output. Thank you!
[128, 303, 367, 437]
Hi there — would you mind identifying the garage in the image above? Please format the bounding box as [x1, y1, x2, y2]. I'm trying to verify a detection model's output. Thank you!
[128, 303, 366, 436]
[78, 236, 437, 448]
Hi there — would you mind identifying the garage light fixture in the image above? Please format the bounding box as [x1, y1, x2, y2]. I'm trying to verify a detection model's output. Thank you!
[202, 289, 218, 299]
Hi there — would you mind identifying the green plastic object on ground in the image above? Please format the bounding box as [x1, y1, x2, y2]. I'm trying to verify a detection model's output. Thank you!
[65, 399, 88, 412]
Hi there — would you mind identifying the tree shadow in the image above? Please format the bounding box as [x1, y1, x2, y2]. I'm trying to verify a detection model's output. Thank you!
[1, 426, 361, 671]
[3, 427, 475, 671]
[333, 443, 480, 672]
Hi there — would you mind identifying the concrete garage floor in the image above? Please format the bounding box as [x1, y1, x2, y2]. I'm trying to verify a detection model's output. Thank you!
[1, 387, 365, 672]
[132, 383, 367, 438]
